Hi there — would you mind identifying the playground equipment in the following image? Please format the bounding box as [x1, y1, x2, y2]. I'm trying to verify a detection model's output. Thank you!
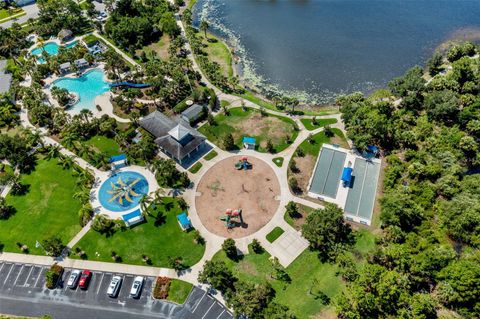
[235, 156, 252, 170]
[220, 208, 244, 228]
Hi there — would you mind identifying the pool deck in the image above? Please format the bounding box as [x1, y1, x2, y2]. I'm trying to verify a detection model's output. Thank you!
[90, 165, 160, 220]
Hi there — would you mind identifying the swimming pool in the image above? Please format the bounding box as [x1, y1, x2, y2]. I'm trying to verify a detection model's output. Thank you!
[52, 68, 110, 113]
[31, 41, 77, 56]
[98, 171, 149, 212]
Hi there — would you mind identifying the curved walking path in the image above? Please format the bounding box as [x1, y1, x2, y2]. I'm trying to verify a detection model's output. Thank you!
[1, 4, 351, 310]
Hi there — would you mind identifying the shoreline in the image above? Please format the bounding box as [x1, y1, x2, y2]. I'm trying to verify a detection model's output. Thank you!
[188, 0, 339, 111]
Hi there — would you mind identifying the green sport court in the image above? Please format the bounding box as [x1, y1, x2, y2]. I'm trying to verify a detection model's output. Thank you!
[309, 147, 346, 198]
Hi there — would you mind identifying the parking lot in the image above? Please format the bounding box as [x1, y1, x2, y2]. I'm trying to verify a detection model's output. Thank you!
[0, 261, 233, 319]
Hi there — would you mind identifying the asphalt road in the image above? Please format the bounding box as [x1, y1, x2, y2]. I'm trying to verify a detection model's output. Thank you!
[0, 261, 233, 319]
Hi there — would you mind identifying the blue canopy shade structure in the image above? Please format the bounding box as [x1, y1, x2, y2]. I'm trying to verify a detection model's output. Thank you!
[177, 212, 192, 231]
[341, 167, 353, 183]
[122, 209, 144, 227]
[243, 136, 256, 144]
[109, 154, 127, 163]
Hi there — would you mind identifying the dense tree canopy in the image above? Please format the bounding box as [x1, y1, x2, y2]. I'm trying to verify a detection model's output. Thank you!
[337, 43, 480, 318]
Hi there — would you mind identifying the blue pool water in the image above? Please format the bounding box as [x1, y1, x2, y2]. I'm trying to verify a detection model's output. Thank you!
[52, 69, 110, 113]
[98, 171, 149, 212]
[31, 41, 77, 56]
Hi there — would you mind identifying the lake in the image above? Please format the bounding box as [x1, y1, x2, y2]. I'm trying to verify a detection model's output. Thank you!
[194, 0, 480, 104]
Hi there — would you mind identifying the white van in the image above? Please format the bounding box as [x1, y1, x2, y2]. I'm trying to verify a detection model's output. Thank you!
[129, 276, 144, 298]
[107, 276, 122, 297]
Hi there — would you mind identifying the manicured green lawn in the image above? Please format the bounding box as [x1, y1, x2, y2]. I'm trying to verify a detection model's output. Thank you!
[297, 132, 331, 157]
[300, 118, 337, 131]
[0, 8, 24, 21]
[84, 135, 120, 157]
[202, 34, 233, 78]
[199, 107, 298, 153]
[1, 158, 82, 254]
[266, 227, 284, 243]
[72, 198, 205, 267]
[272, 157, 284, 167]
[167, 279, 193, 304]
[203, 150, 218, 161]
[188, 162, 203, 174]
[213, 247, 345, 318]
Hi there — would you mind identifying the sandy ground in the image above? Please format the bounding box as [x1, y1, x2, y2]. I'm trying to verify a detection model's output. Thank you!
[195, 156, 280, 238]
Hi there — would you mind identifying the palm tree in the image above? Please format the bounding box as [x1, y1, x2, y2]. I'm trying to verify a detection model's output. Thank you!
[61, 132, 78, 149]
[45, 145, 60, 160]
[200, 20, 209, 39]
[79, 109, 93, 124]
[73, 188, 90, 203]
[58, 155, 74, 170]
[139, 194, 153, 216]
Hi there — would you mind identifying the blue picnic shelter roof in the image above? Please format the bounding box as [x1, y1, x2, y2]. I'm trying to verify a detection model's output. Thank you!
[341, 167, 353, 183]
[177, 212, 191, 228]
[243, 136, 256, 145]
[109, 154, 127, 163]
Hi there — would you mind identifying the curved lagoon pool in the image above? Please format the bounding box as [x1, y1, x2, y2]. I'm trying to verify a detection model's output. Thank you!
[98, 171, 149, 212]
[31, 41, 77, 63]
[52, 68, 110, 113]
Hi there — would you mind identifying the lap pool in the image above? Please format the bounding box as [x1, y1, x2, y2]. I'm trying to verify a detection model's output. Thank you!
[52, 68, 110, 113]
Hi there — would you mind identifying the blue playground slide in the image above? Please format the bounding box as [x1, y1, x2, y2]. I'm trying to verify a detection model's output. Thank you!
[110, 82, 151, 88]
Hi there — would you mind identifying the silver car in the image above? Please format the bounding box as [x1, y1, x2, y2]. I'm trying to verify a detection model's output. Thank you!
[107, 276, 122, 297]
[67, 270, 81, 289]
[130, 276, 144, 298]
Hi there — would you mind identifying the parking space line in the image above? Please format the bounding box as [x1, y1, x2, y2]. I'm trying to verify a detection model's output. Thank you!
[192, 291, 206, 313]
[217, 310, 225, 319]
[13, 265, 24, 286]
[3, 263, 13, 285]
[23, 266, 34, 287]
[96, 273, 104, 295]
[34, 267, 43, 287]
[0, 263, 5, 273]
[201, 302, 215, 319]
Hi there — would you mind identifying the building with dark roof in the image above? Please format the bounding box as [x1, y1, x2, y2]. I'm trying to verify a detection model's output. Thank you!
[140, 111, 206, 164]
[181, 103, 205, 124]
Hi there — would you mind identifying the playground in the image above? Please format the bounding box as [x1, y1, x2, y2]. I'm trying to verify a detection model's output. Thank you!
[195, 156, 281, 238]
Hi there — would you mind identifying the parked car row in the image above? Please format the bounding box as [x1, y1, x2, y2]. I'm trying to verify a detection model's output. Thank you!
[66, 270, 144, 299]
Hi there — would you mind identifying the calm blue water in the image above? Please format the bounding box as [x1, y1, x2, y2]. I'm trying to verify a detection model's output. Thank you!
[195, 0, 480, 103]
[98, 171, 149, 212]
[52, 69, 110, 113]
[31, 41, 77, 56]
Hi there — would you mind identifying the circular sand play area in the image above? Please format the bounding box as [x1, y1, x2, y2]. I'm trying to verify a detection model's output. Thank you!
[195, 156, 281, 238]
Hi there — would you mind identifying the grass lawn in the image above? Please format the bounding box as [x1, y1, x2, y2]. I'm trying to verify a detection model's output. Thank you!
[266, 227, 284, 243]
[1, 158, 82, 254]
[300, 118, 337, 131]
[284, 203, 316, 231]
[72, 198, 205, 267]
[83, 135, 120, 157]
[212, 247, 345, 318]
[202, 34, 233, 78]
[188, 162, 203, 174]
[167, 279, 193, 304]
[198, 107, 298, 153]
[203, 150, 218, 161]
[137, 34, 171, 60]
[272, 157, 284, 167]
[0, 8, 24, 21]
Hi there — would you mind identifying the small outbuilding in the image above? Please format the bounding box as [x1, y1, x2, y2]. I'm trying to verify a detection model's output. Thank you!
[341, 167, 353, 187]
[109, 154, 128, 170]
[74, 58, 89, 69]
[181, 103, 205, 124]
[243, 136, 256, 150]
[122, 209, 144, 227]
[177, 212, 192, 231]
[59, 62, 71, 74]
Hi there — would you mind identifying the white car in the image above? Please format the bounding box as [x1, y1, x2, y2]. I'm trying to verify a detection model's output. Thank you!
[107, 276, 122, 297]
[130, 276, 144, 298]
[67, 270, 81, 289]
